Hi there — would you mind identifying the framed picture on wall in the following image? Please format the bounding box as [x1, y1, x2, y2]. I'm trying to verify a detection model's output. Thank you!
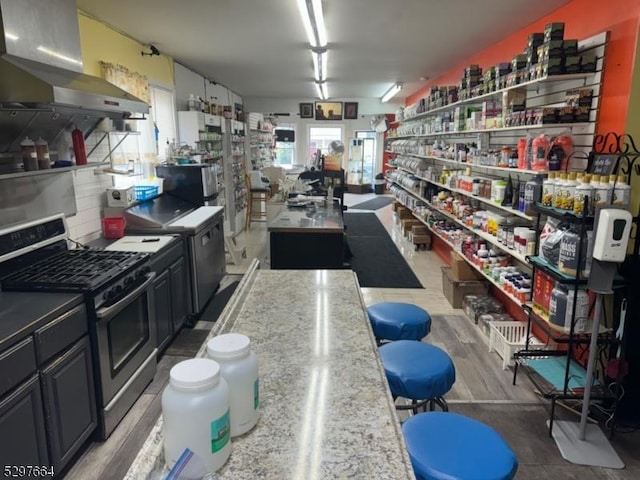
[315, 102, 343, 120]
[344, 102, 358, 119]
[300, 102, 314, 118]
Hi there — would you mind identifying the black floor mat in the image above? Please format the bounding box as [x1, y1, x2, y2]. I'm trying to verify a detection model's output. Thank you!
[343, 213, 423, 289]
[350, 196, 394, 210]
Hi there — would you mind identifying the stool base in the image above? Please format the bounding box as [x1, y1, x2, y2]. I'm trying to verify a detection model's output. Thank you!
[394, 396, 449, 415]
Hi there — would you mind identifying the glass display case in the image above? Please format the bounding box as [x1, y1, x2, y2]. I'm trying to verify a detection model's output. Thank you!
[347, 137, 375, 193]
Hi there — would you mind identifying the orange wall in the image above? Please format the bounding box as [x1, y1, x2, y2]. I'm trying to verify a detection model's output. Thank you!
[406, 0, 640, 136]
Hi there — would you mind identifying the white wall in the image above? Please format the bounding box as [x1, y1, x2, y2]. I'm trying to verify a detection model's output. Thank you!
[243, 97, 403, 115]
[174, 62, 242, 112]
[66, 167, 113, 244]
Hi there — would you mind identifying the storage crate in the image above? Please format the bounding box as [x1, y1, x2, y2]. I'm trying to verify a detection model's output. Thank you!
[102, 217, 126, 239]
[134, 185, 159, 201]
[441, 267, 488, 308]
[488, 321, 547, 370]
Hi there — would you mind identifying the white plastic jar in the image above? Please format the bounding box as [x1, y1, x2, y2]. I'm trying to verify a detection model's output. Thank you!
[162, 358, 231, 474]
[207, 333, 259, 437]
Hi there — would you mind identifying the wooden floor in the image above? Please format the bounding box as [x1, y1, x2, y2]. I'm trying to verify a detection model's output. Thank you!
[61, 198, 640, 479]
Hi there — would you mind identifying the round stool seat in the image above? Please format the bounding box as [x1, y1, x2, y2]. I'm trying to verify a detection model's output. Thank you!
[379, 340, 455, 400]
[403, 412, 518, 480]
[367, 302, 431, 341]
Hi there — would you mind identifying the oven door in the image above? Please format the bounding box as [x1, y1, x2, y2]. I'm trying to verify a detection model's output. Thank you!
[94, 272, 156, 405]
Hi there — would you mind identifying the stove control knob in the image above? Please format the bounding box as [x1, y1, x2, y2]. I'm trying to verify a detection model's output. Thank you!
[124, 276, 134, 286]
[106, 289, 116, 300]
[114, 285, 123, 294]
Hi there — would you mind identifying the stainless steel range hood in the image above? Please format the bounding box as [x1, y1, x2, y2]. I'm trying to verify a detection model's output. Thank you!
[0, 0, 149, 117]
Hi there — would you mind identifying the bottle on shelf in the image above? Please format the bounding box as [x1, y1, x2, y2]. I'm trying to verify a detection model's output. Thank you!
[594, 174, 613, 208]
[573, 174, 592, 216]
[35, 137, 50, 170]
[552, 172, 567, 209]
[562, 172, 578, 211]
[71, 126, 87, 166]
[613, 174, 631, 208]
[542, 172, 556, 207]
[21, 136, 38, 171]
[188, 94, 198, 112]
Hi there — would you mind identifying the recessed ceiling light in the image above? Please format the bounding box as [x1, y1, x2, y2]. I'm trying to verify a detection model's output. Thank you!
[419, 76, 430, 81]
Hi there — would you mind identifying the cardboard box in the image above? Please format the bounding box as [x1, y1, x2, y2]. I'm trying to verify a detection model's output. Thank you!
[450, 251, 483, 281]
[402, 219, 422, 236]
[442, 267, 489, 309]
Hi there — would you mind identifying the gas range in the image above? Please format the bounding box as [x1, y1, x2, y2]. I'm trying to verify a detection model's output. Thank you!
[1, 249, 151, 309]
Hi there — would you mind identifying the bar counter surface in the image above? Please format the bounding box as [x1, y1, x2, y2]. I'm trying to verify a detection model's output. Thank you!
[268, 203, 346, 269]
[125, 261, 415, 479]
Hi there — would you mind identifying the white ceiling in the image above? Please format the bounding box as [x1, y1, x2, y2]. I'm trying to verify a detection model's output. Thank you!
[77, 0, 569, 102]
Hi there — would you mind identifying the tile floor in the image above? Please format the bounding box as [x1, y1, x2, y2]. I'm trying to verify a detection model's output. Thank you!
[64, 192, 640, 479]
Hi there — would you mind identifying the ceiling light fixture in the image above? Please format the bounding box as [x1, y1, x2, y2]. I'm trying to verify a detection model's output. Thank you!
[297, 0, 327, 48]
[381, 83, 403, 103]
[315, 81, 328, 100]
[312, 49, 327, 82]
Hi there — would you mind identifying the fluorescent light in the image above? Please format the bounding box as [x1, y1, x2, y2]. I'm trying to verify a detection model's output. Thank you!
[315, 82, 328, 100]
[297, 0, 327, 48]
[381, 83, 403, 103]
[311, 0, 327, 48]
[312, 50, 327, 82]
[5, 32, 19, 41]
[37, 46, 82, 66]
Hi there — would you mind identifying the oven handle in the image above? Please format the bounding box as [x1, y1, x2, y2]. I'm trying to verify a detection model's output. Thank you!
[96, 272, 156, 320]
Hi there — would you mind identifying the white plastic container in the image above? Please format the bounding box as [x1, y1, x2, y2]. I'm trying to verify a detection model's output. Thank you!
[207, 333, 259, 437]
[162, 358, 231, 474]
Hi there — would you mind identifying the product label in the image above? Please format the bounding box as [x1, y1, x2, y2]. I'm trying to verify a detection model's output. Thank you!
[210, 410, 230, 453]
[254, 378, 260, 410]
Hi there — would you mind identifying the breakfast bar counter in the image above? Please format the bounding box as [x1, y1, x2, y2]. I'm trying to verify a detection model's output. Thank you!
[125, 261, 415, 479]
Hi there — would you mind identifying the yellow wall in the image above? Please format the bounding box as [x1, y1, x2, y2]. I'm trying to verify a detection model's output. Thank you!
[77, 12, 174, 86]
[625, 27, 640, 219]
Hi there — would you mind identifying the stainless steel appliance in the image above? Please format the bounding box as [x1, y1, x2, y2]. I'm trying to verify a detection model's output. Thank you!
[0, 0, 148, 116]
[0, 214, 157, 440]
[156, 164, 224, 207]
[124, 201, 226, 317]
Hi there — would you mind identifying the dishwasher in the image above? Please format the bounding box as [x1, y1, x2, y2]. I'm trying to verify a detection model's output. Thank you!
[124, 197, 226, 318]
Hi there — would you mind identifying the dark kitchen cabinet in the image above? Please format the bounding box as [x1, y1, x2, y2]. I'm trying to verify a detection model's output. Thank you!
[0, 374, 49, 473]
[40, 335, 96, 473]
[153, 269, 173, 352]
[149, 239, 189, 353]
[170, 257, 188, 332]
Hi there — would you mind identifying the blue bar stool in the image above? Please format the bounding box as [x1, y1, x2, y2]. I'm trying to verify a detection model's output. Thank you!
[402, 412, 518, 480]
[367, 302, 431, 344]
[379, 340, 455, 413]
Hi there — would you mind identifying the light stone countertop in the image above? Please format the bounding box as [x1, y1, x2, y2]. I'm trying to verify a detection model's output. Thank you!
[125, 261, 415, 479]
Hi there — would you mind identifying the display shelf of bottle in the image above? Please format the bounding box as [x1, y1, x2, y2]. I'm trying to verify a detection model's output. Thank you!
[395, 165, 536, 221]
[392, 181, 531, 267]
[523, 304, 613, 343]
[402, 73, 594, 123]
[391, 152, 544, 176]
[405, 202, 526, 307]
[513, 354, 614, 400]
[532, 202, 594, 224]
[394, 122, 591, 139]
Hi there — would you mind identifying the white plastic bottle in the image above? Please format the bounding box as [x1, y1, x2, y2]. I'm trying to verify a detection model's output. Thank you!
[162, 358, 231, 474]
[207, 333, 259, 437]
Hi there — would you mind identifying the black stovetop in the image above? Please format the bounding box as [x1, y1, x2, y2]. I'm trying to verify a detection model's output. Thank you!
[1, 249, 148, 293]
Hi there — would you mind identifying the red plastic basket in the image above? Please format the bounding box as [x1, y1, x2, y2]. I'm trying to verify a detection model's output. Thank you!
[102, 217, 126, 239]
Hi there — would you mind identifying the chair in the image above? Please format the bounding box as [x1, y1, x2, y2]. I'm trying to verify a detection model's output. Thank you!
[402, 412, 518, 480]
[367, 302, 431, 343]
[245, 173, 270, 231]
[379, 340, 455, 413]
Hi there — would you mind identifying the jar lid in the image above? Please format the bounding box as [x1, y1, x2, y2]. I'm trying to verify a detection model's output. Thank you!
[207, 333, 251, 359]
[170, 358, 220, 391]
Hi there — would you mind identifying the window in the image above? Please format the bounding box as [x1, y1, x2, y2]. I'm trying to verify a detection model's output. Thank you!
[149, 85, 177, 160]
[274, 127, 295, 168]
[309, 126, 342, 165]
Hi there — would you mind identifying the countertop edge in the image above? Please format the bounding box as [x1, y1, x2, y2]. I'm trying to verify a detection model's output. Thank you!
[0, 293, 85, 352]
[352, 274, 416, 479]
